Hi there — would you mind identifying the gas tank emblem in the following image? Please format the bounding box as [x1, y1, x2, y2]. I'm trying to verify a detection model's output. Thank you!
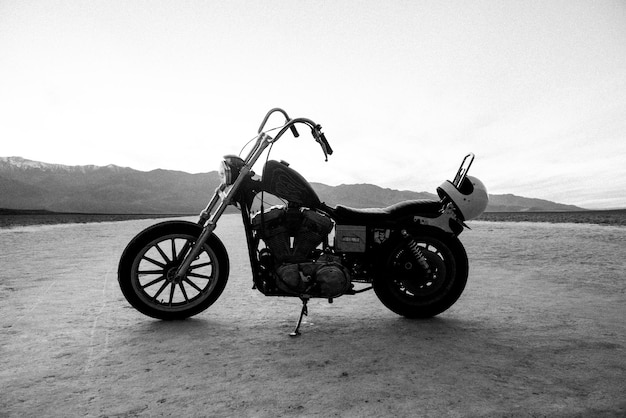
[373, 229, 390, 244]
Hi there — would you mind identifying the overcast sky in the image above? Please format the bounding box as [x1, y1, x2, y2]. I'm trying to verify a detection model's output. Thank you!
[1, 0, 625, 209]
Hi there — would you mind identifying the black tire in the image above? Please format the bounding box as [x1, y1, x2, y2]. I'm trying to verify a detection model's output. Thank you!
[118, 221, 229, 320]
[373, 229, 468, 318]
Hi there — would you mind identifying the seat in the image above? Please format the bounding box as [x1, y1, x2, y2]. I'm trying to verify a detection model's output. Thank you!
[331, 199, 442, 224]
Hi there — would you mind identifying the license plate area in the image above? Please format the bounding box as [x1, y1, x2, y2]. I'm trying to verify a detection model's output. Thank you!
[335, 225, 367, 252]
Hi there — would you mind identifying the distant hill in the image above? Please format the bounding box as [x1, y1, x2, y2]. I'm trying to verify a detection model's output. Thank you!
[0, 157, 217, 214]
[0, 156, 586, 214]
[310, 182, 437, 209]
[484, 193, 584, 212]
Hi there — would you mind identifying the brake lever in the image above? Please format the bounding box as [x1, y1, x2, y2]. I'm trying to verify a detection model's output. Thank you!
[312, 124, 333, 161]
[319, 131, 333, 155]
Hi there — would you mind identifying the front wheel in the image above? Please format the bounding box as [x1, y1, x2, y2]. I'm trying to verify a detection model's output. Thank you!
[118, 221, 229, 320]
[373, 230, 468, 318]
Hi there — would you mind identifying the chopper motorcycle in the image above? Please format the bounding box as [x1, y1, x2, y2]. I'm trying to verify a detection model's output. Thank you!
[118, 108, 488, 335]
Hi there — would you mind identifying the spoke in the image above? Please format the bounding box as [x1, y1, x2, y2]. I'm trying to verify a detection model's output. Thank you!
[152, 281, 169, 301]
[183, 277, 203, 292]
[155, 243, 171, 264]
[179, 283, 190, 303]
[189, 261, 212, 270]
[171, 239, 177, 261]
[143, 255, 166, 268]
[187, 272, 212, 280]
[141, 275, 166, 289]
[138, 269, 163, 275]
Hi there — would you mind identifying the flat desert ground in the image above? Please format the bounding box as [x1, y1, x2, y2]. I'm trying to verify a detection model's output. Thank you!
[1, 216, 625, 417]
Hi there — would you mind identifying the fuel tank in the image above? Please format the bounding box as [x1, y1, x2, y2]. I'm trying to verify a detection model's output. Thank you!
[261, 160, 322, 209]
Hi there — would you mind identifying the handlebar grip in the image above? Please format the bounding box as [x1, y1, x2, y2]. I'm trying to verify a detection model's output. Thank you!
[290, 125, 300, 138]
[319, 132, 333, 155]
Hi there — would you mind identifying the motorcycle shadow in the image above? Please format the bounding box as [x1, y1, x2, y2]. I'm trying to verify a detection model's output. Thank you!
[133, 316, 232, 334]
[298, 314, 495, 344]
[108, 309, 510, 390]
[121, 306, 496, 347]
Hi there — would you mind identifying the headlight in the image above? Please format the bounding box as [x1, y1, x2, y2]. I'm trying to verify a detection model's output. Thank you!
[218, 160, 232, 185]
[218, 155, 245, 186]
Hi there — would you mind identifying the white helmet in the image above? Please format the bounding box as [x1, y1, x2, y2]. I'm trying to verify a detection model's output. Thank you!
[437, 175, 488, 221]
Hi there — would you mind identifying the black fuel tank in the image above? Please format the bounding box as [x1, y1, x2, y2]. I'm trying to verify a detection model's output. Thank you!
[261, 160, 321, 208]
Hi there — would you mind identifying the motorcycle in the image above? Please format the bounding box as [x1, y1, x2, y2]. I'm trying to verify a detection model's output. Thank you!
[118, 108, 488, 335]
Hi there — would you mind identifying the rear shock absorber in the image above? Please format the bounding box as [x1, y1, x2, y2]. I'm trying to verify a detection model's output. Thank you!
[400, 230, 431, 275]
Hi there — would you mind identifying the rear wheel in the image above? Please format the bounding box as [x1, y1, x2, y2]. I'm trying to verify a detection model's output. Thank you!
[118, 221, 229, 320]
[373, 230, 468, 318]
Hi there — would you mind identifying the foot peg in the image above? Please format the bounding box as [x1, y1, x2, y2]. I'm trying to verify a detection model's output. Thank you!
[289, 297, 309, 337]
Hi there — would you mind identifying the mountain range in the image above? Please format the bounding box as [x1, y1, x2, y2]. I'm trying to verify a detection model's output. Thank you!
[0, 157, 585, 214]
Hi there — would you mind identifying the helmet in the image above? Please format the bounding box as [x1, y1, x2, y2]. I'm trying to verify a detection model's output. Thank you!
[437, 175, 488, 221]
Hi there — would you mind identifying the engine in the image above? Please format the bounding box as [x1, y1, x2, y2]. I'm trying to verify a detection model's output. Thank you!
[251, 206, 351, 298]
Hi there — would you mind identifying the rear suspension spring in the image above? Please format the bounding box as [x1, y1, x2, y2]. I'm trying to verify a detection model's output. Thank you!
[400, 230, 431, 274]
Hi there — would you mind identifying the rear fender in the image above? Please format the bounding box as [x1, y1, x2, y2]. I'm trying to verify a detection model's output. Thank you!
[412, 215, 464, 236]
[400, 206, 465, 236]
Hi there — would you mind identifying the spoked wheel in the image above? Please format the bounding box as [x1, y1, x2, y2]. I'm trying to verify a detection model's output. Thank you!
[118, 221, 229, 320]
[373, 230, 468, 318]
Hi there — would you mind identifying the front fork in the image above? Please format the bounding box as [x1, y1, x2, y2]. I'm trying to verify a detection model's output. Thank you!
[174, 167, 251, 279]
[173, 131, 273, 279]
[172, 188, 223, 279]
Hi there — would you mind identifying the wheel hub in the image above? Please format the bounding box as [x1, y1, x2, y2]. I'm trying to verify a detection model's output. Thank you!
[165, 265, 183, 284]
[395, 250, 446, 295]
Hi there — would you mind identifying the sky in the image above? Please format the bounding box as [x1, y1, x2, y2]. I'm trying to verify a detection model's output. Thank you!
[1, 0, 625, 209]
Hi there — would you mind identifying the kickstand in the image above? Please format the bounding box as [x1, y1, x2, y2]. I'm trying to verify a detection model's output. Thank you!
[289, 297, 309, 337]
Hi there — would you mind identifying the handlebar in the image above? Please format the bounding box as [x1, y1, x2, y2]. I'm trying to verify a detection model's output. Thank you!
[258, 108, 299, 138]
[258, 108, 333, 161]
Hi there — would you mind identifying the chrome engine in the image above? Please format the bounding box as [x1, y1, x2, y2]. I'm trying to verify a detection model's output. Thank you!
[251, 206, 351, 298]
